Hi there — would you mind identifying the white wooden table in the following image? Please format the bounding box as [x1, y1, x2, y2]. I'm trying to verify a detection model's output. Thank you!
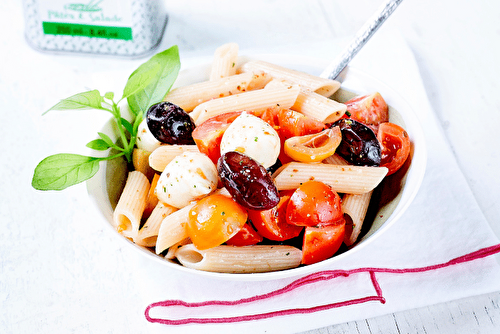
[1, 0, 499, 333]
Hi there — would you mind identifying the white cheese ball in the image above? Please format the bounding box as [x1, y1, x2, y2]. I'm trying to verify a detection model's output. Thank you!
[136, 118, 162, 152]
[156, 151, 218, 208]
[220, 112, 280, 168]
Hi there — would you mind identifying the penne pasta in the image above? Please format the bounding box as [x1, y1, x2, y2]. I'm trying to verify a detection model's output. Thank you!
[164, 238, 191, 260]
[342, 191, 373, 247]
[209, 42, 239, 80]
[165, 72, 266, 112]
[292, 88, 347, 123]
[148, 145, 199, 172]
[143, 173, 160, 219]
[134, 201, 177, 247]
[237, 59, 341, 97]
[113, 171, 150, 239]
[191, 82, 300, 125]
[272, 162, 388, 194]
[323, 154, 349, 166]
[155, 203, 195, 254]
[175, 244, 302, 273]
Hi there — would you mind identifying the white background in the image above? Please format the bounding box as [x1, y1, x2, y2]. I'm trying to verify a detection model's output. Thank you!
[1, 0, 500, 333]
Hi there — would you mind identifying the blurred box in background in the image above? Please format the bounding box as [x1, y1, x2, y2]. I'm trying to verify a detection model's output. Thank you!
[23, 0, 167, 57]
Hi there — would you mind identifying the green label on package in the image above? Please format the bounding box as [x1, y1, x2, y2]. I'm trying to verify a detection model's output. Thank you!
[38, 0, 133, 40]
[42, 22, 132, 40]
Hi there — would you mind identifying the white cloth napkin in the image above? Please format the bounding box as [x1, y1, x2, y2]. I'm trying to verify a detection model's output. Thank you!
[122, 31, 500, 334]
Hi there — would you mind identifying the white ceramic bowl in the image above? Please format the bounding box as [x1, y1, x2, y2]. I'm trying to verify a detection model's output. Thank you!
[86, 55, 426, 281]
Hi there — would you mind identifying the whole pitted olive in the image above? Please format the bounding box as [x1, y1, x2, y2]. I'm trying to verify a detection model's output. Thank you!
[217, 151, 280, 210]
[146, 102, 196, 145]
[332, 118, 381, 166]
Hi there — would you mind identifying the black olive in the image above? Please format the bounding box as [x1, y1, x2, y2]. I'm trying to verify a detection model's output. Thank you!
[146, 102, 195, 145]
[331, 118, 381, 166]
[266, 158, 282, 175]
[217, 151, 280, 210]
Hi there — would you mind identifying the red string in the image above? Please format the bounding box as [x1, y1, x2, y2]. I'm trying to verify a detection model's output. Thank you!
[145, 243, 500, 325]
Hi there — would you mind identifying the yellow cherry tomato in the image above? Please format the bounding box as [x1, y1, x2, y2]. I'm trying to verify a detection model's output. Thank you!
[187, 194, 248, 250]
[284, 127, 342, 162]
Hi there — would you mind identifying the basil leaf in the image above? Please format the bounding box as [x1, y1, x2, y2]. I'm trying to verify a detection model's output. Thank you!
[86, 139, 111, 151]
[97, 132, 118, 149]
[120, 118, 134, 135]
[124, 45, 181, 116]
[104, 91, 114, 100]
[44, 90, 104, 114]
[32, 154, 101, 190]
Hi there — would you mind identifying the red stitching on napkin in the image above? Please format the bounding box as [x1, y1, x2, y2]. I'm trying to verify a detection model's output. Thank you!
[145, 243, 500, 325]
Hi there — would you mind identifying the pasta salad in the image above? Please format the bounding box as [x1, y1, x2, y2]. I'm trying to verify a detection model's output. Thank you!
[112, 43, 412, 274]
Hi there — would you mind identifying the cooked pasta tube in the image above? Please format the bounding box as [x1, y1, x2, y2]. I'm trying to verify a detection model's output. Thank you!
[191, 83, 300, 125]
[148, 145, 199, 172]
[134, 201, 177, 247]
[165, 72, 259, 112]
[273, 162, 388, 194]
[113, 171, 150, 239]
[322, 154, 349, 165]
[237, 60, 341, 97]
[164, 238, 191, 260]
[210, 42, 239, 80]
[155, 203, 195, 254]
[292, 88, 347, 123]
[342, 191, 373, 247]
[175, 244, 302, 273]
[143, 173, 160, 219]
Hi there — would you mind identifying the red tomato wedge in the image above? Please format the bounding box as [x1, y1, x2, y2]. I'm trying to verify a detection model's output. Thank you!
[286, 180, 343, 227]
[225, 223, 263, 246]
[345, 92, 389, 133]
[247, 191, 303, 241]
[302, 222, 345, 265]
[191, 111, 242, 164]
[377, 122, 411, 175]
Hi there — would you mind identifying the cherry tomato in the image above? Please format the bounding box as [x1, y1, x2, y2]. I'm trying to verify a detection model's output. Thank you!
[260, 107, 326, 164]
[247, 191, 303, 241]
[284, 127, 342, 162]
[192, 111, 242, 164]
[286, 180, 343, 227]
[225, 223, 263, 246]
[276, 108, 326, 140]
[302, 221, 345, 265]
[187, 194, 248, 250]
[345, 92, 389, 133]
[377, 122, 411, 176]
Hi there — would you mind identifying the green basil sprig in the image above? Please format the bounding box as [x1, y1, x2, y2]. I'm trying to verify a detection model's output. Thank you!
[32, 45, 181, 191]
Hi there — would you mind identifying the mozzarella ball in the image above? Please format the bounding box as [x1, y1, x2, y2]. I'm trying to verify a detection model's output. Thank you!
[220, 112, 280, 168]
[136, 118, 162, 152]
[156, 151, 218, 208]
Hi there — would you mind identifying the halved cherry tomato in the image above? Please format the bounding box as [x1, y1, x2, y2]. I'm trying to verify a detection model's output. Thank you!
[284, 127, 342, 162]
[260, 107, 326, 164]
[345, 92, 389, 133]
[276, 108, 326, 139]
[376, 122, 411, 176]
[286, 180, 343, 227]
[192, 111, 242, 164]
[247, 190, 303, 241]
[187, 194, 248, 250]
[225, 223, 263, 246]
[302, 221, 345, 265]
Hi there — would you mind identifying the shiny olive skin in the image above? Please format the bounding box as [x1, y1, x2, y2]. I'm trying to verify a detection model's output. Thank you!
[146, 102, 195, 145]
[331, 118, 381, 166]
[217, 151, 280, 210]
